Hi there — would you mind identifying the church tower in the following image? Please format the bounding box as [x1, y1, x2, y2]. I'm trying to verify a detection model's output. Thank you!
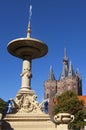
[44, 48, 82, 100]
[44, 48, 82, 116]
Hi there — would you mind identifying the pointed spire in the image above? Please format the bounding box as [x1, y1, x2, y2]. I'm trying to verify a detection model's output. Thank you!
[60, 64, 66, 80]
[27, 5, 32, 38]
[60, 48, 69, 80]
[63, 48, 69, 75]
[76, 68, 81, 79]
[63, 48, 68, 63]
[48, 66, 55, 81]
[68, 61, 75, 77]
[64, 48, 67, 58]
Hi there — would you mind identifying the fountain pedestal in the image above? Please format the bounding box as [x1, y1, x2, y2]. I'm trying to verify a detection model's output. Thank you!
[3, 113, 56, 130]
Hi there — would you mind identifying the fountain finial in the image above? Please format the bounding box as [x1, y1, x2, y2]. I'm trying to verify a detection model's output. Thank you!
[27, 5, 32, 38]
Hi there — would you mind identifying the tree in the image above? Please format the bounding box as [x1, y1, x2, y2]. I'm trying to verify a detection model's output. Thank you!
[0, 98, 7, 115]
[54, 90, 85, 129]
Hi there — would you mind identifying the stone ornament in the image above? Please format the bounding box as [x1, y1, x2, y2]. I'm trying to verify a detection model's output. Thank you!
[54, 113, 74, 124]
[10, 94, 42, 114]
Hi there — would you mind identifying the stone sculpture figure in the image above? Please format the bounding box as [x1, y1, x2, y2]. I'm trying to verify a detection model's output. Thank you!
[19, 94, 33, 113]
[20, 68, 32, 79]
[6, 99, 14, 114]
[7, 94, 42, 114]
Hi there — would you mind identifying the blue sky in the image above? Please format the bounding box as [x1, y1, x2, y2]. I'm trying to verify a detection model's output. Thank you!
[0, 0, 86, 102]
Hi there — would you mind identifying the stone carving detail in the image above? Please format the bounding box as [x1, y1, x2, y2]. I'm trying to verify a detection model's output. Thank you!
[54, 113, 74, 124]
[10, 94, 42, 113]
[20, 68, 32, 78]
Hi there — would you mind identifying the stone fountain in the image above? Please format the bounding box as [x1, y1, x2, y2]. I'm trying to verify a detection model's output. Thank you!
[6, 20, 48, 115]
[2, 6, 55, 130]
[1, 6, 74, 130]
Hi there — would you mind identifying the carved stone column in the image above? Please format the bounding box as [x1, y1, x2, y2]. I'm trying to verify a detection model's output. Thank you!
[20, 59, 32, 90]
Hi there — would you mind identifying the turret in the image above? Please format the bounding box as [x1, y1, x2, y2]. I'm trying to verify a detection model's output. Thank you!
[48, 66, 55, 81]
[68, 61, 75, 77]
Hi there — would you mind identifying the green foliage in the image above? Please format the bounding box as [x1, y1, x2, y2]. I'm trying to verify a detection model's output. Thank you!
[54, 90, 85, 129]
[69, 110, 84, 129]
[0, 98, 7, 114]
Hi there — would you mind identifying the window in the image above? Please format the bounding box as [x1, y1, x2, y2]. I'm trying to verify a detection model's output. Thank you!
[47, 93, 49, 98]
